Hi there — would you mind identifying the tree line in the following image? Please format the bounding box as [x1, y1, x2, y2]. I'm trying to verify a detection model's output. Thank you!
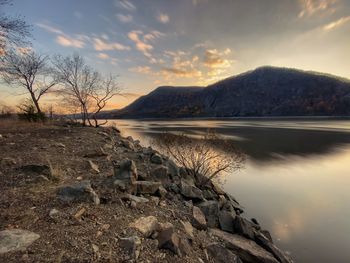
[0, 0, 120, 126]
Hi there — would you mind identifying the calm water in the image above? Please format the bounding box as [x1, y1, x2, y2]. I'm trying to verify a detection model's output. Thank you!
[111, 118, 350, 263]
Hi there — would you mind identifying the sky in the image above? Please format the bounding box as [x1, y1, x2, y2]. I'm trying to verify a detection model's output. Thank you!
[1, 0, 350, 110]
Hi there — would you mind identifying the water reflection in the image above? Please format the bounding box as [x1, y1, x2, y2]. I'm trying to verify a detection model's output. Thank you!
[111, 119, 350, 263]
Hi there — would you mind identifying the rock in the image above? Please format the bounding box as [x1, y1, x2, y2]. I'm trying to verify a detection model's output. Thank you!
[180, 220, 194, 239]
[157, 222, 174, 231]
[233, 216, 255, 240]
[203, 189, 217, 200]
[113, 159, 138, 193]
[180, 179, 204, 200]
[120, 139, 134, 150]
[0, 229, 40, 254]
[150, 196, 160, 205]
[49, 208, 60, 219]
[219, 211, 236, 233]
[0, 157, 16, 168]
[113, 179, 127, 191]
[151, 166, 168, 181]
[209, 229, 279, 263]
[150, 153, 163, 164]
[88, 160, 100, 173]
[255, 232, 294, 263]
[211, 181, 226, 195]
[121, 194, 149, 203]
[55, 142, 66, 148]
[119, 236, 141, 260]
[197, 200, 220, 228]
[157, 185, 168, 198]
[129, 216, 158, 237]
[57, 180, 100, 205]
[83, 148, 108, 158]
[135, 181, 161, 195]
[207, 243, 242, 263]
[192, 206, 207, 230]
[260, 230, 273, 243]
[168, 183, 180, 194]
[166, 159, 179, 177]
[157, 227, 191, 257]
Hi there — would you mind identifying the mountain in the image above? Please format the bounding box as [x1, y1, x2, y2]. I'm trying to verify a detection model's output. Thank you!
[111, 66, 350, 118]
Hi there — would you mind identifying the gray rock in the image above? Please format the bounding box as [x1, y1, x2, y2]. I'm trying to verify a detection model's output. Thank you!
[113, 179, 127, 191]
[219, 211, 236, 233]
[57, 180, 100, 205]
[233, 216, 255, 240]
[157, 185, 168, 198]
[120, 139, 134, 150]
[157, 227, 191, 257]
[180, 220, 194, 239]
[180, 179, 204, 200]
[255, 232, 294, 263]
[260, 229, 273, 243]
[151, 153, 163, 164]
[168, 183, 180, 193]
[192, 206, 207, 230]
[166, 159, 179, 177]
[0, 229, 40, 254]
[119, 236, 141, 260]
[203, 189, 217, 200]
[197, 200, 220, 228]
[209, 229, 279, 263]
[151, 165, 168, 181]
[113, 159, 138, 193]
[49, 208, 60, 219]
[207, 243, 242, 263]
[135, 181, 161, 195]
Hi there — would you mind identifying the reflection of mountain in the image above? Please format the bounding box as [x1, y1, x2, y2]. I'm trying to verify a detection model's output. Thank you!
[143, 126, 350, 162]
[112, 66, 350, 118]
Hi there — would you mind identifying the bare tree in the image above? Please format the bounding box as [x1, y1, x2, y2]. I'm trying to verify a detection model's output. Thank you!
[0, 0, 31, 52]
[53, 54, 120, 127]
[0, 51, 56, 114]
[154, 132, 245, 186]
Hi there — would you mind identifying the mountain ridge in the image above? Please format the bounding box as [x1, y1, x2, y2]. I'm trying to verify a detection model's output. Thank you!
[109, 66, 350, 118]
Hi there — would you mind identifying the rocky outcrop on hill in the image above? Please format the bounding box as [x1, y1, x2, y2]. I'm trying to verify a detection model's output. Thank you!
[0, 123, 293, 262]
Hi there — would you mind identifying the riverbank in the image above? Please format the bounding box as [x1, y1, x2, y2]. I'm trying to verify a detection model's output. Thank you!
[0, 121, 293, 262]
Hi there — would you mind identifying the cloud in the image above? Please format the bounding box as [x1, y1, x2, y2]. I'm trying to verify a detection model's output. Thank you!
[96, 53, 110, 59]
[56, 35, 85, 48]
[157, 13, 170, 24]
[128, 30, 153, 57]
[298, 0, 338, 18]
[37, 22, 87, 48]
[36, 23, 64, 35]
[203, 49, 233, 68]
[116, 13, 133, 23]
[93, 38, 131, 51]
[161, 67, 202, 78]
[117, 0, 136, 11]
[323, 16, 350, 31]
[129, 66, 152, 74]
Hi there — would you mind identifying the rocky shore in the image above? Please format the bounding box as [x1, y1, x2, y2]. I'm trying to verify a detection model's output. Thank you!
[0, 122, 294, 262]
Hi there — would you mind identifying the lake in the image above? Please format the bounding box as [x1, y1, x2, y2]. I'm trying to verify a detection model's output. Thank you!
[110, 118, 350, 263]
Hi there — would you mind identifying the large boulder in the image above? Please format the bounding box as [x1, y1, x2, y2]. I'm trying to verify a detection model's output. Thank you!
[180, 179, 204, 200]
[233, 216, 256, 240]
[197, 200, 220, 228]
[255, 232, 294, 263]
[219, 210, 236, 233]
[57, 180, 100, 205]
[0, 229, 40, 254]
[209, 229, 279, 263]
[112, 159, 138, 193]
[192, 206, 207, 230]
[157, 227, 191, 257]
[135, 181, 161, 195]
[206, 243, 242, 263]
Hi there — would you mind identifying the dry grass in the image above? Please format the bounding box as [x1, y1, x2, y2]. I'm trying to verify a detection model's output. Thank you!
[47, 160, 65, 182]
[0, 118, 48, 130]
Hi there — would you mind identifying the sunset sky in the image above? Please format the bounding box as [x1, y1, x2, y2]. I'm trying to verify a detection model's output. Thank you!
[1, 0, 350, 109]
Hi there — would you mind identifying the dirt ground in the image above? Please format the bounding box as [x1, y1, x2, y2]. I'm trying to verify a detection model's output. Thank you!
[0, 120, 215, 263]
